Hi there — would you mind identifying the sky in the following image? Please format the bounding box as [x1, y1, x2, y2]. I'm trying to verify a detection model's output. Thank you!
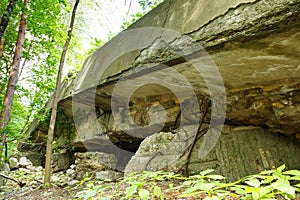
[79, 0, 141, 44]
[18, 0, 143, 104]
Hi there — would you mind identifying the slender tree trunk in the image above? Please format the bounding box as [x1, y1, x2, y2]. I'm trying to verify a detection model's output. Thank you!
[19, 41, 32, 77]
[44, 0, 80, 185]
[0, 0, 29, 161]
[0, 0, 18, 40]
[0, 30, 5, 60]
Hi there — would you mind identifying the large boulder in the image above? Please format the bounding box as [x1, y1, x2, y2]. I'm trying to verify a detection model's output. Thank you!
[126, 125, 300, 180]
[74, 152, 120, 179]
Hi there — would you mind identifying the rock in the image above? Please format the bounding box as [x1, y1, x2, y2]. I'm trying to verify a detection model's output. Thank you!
[51, 175, 60, 183]
[19, 157, 33, 169]
[70, 164, 76, 169]
[51, 152, 70, 172]
[24, 153, 44, 166]
[51, 172, 68, 187]
[2, 163, 10, 172]
[95, 171, 123, 181]
[125, 125, 197, 175]
[67, 179, 79, 186]
[0, 176, 6, 187]
[126, 125, 300, 181]
[34, 166, 43, 172]
[66, 169, 76, 179]
[74, 152, 117, 178]
[188, 126, 300, 181]
[8, 158, 19, 170]
[18, 168, 31, 174]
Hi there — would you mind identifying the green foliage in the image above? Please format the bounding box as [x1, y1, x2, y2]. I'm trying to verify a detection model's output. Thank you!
[75, 180, 111, 200]
[122, 0, 164, 30]
[0, 0, 90, 161]
[230, 164, 300, 200]
[85, 38, 104, 56]
[0, 0, 70, 160]
[73, 165, 300, 199]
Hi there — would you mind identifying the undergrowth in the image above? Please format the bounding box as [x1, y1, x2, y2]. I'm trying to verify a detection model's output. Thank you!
[74, 165, 300, 200]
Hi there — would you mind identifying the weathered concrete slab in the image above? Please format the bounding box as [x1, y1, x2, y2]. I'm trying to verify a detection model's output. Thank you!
[22, 0, 300, 164]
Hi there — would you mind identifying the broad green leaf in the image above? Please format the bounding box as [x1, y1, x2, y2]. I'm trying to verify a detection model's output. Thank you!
[206, 175, 226, 180]
[277, 164, 286, 173]
[83, 189, 97, 200]
[251, 191, 260, 200]
[271, 179, 295, 198]
[182, 180, 196, 186]
[245, 178, 261, 188]
[294, 187, 300, 192]
[258, 186, 273, 198]
[200, 169, 215, 176]
[183, 182, 216, 194]
[153, 186, 162, 198]
[262, 176, 275, 184]
[283, 170, 300, 177]
[138, 189, 150, 200]
[216, 191, 230, 199]
[136, 181, 146, 189]
[125, 185, 137, 199]
[230, 186, 247, 195]
[283, 169, 300, 181]
[260, 169, 276, 175]
[289, 176, 300, 181]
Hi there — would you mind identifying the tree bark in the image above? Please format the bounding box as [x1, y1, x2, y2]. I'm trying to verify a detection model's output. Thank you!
[0, 0, 18, 40]
[0, 30, 5, 60]
[0, 0, 29, 161]
[44, 0, 80, 185]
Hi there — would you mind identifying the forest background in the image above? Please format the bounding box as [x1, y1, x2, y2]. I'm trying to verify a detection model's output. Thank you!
[0, 0, 162, 162]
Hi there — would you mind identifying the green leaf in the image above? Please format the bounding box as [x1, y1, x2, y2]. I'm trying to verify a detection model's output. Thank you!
[283, 170, 300, 181]
[271, 179, 295, 198]
[138, 189, 150, 200]
[283, 170, 300, 176]
[258, 186, 273, 198]
[153, 186, 162, 198]
[251, 191, 260, 200]
[125, 185, 137, 199]
[82, 189, 97, 200]
[183, 182, 216, 194]
[200, 169, 215, 176]
[245, 178, 261, 188]
[295, 183, 300, 188]
[289, 176, 300, 181]
[277, 164, 286, 173]
[206, 175, 226, 180]
[260, 169, 276, 175]
[230, 186, 247, 195]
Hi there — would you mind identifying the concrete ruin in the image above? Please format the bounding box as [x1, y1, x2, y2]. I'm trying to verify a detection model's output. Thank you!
[19, 0, 300, 180]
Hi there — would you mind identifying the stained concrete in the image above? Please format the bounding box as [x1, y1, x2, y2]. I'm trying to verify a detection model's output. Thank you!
[21, 0, 300, 169]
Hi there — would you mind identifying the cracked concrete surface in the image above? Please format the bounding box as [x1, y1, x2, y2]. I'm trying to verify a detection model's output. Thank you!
[22, 0, 300, 152]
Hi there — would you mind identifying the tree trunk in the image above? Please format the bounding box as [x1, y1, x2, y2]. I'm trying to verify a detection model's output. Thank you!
[0, 0, 29, 161]
[0, 0, 18, 40]
[0, 30, 5, 60]
[44, 0, 80, 185]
